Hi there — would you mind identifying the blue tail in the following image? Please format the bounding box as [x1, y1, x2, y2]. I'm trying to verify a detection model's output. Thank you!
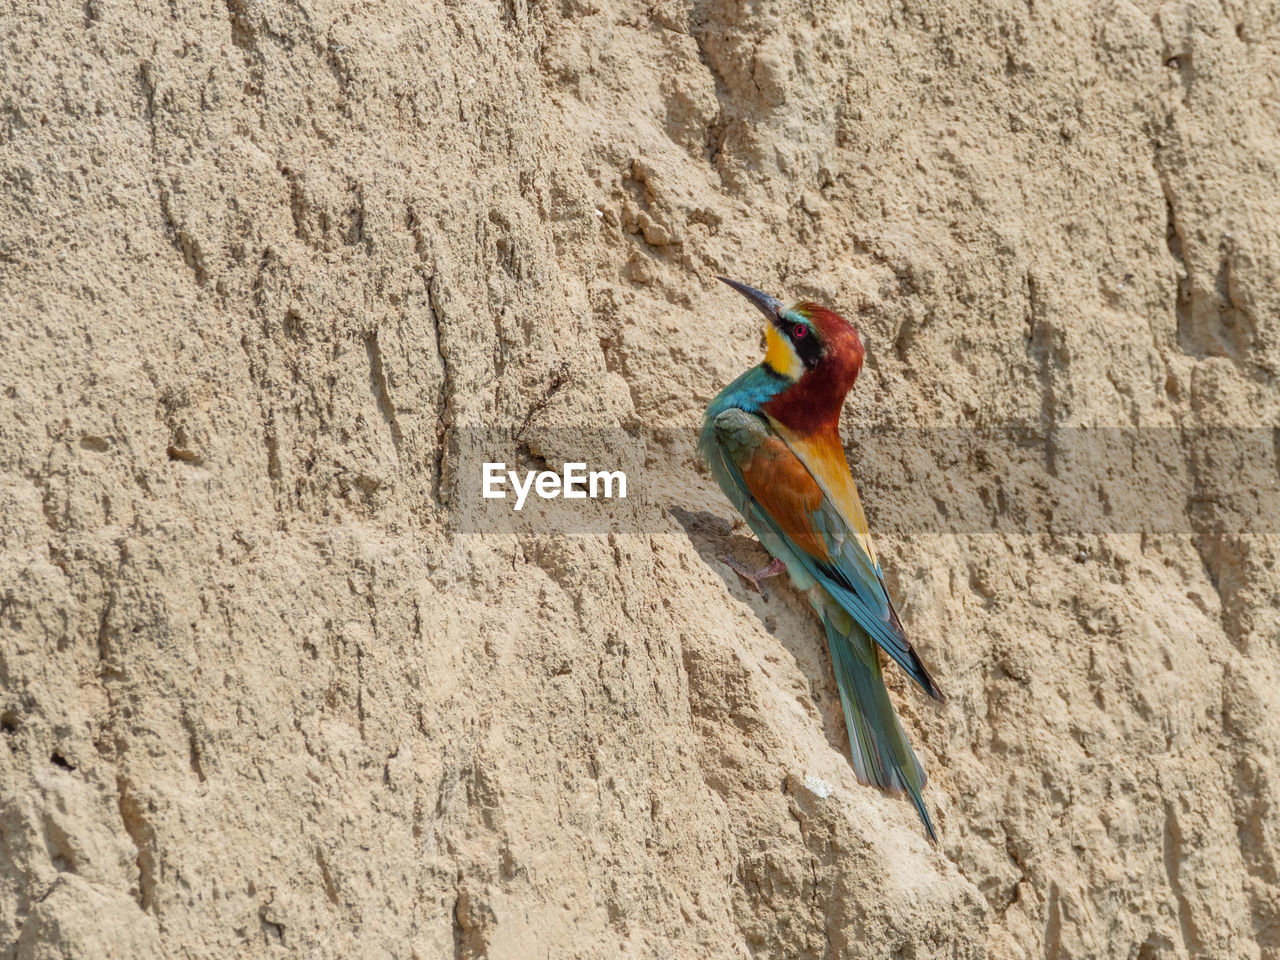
[821, 606, 936, 843]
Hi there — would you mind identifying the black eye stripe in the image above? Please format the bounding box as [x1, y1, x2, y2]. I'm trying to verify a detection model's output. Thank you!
[787, 321, 822, 368]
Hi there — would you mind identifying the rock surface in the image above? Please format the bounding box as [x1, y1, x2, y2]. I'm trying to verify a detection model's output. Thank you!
[2, 0, 1279, 956]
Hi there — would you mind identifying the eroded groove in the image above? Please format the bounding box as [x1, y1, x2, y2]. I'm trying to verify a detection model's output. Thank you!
[138, 62, 158, 153]
[180, 709, 207, 783]
[316, 848, 340, 906]
[1163, 190, 1195, 355]
[364, 329, 404, 453]
[1044, 881, 1061, 960]
[1163, 801, 1202, 955]
[156, 188, 207, 286]
[223, 0, 254, 51]
[116, 776, 158, 912]
[427, 272, 451, 509]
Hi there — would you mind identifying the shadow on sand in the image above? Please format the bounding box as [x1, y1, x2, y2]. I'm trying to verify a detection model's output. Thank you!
[666, 505, 853, 762]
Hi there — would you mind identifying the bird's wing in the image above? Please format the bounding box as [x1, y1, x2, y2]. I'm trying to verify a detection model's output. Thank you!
[707, 408, 943, 701]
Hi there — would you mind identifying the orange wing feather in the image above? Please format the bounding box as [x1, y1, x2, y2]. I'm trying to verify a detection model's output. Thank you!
[738, 434, 830, 561]
[768, 421, 880, 568]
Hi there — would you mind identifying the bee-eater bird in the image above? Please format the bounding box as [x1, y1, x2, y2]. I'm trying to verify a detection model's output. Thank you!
[699, 276, 944, 842]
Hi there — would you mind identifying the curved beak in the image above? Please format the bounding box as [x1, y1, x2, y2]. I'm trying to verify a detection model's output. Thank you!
[717, 276, 784, 322]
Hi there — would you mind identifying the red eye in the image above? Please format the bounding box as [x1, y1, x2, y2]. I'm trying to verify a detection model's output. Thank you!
[792, 324, 807, 339]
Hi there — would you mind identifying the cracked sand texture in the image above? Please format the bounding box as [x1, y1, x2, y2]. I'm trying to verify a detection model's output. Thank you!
[2, 0, 1280, 956]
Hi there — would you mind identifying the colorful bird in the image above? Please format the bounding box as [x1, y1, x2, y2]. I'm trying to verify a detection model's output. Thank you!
[699, 276, 944, 841]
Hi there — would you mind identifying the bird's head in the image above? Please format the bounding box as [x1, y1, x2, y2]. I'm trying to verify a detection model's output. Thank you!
[718, 277, 865, 394]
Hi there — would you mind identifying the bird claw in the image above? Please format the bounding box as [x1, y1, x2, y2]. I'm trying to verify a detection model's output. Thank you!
[719, 554, 785, 599]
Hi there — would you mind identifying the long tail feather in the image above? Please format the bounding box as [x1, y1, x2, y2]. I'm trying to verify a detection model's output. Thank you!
[821, 607, 936, 843]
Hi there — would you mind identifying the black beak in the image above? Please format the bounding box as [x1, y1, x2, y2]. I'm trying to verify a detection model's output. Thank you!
[717, 276, 784, 322]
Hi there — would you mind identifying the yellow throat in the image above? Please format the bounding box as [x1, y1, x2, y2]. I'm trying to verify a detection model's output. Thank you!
[763, 323, 804, 380]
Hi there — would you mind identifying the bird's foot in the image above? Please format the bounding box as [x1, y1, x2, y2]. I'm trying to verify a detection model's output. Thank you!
[719, 555, 785, 599]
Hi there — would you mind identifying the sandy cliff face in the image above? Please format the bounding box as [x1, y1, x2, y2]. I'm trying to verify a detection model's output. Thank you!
[2, 0, 1279, 956]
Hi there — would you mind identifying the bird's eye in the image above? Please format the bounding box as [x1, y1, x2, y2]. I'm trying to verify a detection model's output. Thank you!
[792, 324, 807, 339]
